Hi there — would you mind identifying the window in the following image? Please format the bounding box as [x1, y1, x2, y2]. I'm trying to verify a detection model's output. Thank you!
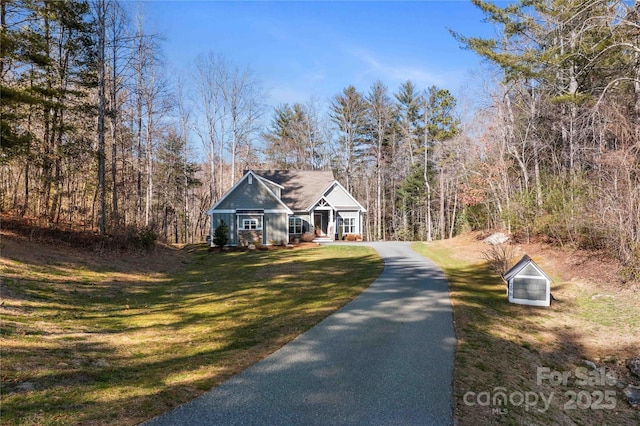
[341, 217, 355, 234]
[513, 277, 547, 301]
[289, 217, 303, 234]
[242, 218, 260, 230]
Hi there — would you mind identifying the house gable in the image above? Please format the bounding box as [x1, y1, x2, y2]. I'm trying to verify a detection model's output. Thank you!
[322, 181, 366, 212]
[208, 171, 291, 214]
[255, 174, 284, 199]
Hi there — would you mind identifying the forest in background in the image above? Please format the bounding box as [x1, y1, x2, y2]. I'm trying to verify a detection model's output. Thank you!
[1, 0, 638, 279]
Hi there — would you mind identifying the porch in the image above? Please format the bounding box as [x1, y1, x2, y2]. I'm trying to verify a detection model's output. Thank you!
[312, 209, 336, 240]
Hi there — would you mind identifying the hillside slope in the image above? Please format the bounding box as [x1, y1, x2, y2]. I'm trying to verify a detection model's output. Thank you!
[416, 232, 640, 425]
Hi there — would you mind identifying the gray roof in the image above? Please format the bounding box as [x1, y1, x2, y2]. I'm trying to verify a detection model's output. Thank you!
[252, 170, 336, 211]
[504, 254, 552, 282]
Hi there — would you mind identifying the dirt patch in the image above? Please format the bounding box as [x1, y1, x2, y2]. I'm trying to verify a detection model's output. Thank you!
[0, 213, 181, 254]
[1, 229, 187, 276]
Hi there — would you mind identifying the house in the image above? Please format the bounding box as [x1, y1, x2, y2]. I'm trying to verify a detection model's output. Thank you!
[207, 170, 367, 246]
[503, 255, 552, 307]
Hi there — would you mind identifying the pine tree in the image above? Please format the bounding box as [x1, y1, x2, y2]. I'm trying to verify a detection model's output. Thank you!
[213, 219, 229, 247]
[330, 85, 369, 192]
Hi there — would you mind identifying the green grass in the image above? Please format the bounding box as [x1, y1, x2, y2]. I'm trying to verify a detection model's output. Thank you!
[576, 293, 640, 328]
[1, 244, 383, 425]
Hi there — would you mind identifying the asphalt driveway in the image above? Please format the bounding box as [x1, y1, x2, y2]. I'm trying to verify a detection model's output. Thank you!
[143, 241, 455, 426]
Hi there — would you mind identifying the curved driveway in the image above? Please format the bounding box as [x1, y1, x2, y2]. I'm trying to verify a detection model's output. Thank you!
[144, 241, 455, 426]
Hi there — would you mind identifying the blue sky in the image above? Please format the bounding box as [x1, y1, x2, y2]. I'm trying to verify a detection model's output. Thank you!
[142, 1, 496, 109]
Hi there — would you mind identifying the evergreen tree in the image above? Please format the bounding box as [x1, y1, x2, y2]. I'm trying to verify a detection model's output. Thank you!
[394, 80, 423, 165]
[1, 0, 95, 220]
[330, 85, 369, 192]
[156, 128, 201, 243]
[213, 219, 229, 247]
[263, 103, 311, 168]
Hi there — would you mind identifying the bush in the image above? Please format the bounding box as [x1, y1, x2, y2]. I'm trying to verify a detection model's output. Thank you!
[344, 234, 360, 241]
[620, 263, 640, 283]
[138, 226, 158, 250]
[482, 243, 516, 276]
[576, 224, 608, 250]
[620, 245, 640, 283]
[301, 232, 315, 242]
[213, 220, 229, 247]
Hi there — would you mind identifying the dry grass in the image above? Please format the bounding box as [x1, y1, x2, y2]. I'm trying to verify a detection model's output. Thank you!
[0, 233, 383, 425]
[413, 234, 640, 425]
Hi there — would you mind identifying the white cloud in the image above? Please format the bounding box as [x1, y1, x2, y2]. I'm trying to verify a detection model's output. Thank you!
[266, 69, 329, 107]
[344, 46, 456, 91]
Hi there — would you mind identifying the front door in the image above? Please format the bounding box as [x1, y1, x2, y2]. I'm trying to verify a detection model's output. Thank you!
[313, 212, 327, 236]
[313, 212, 326, 235]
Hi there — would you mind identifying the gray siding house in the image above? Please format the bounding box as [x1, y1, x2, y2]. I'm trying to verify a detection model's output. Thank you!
[208, 170, 367, 246]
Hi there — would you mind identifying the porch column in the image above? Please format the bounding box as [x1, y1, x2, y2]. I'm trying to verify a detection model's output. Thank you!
[309, 210, 316, 232]
[329, 210, 334, 240]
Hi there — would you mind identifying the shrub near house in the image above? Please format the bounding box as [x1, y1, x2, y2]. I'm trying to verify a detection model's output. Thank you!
[213, 220, 229, 247]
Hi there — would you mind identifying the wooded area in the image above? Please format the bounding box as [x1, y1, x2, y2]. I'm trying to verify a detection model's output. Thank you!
[1, 0, 638, 279]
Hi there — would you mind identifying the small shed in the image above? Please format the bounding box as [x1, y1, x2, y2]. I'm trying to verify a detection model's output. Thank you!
[503, 255, 552, 307]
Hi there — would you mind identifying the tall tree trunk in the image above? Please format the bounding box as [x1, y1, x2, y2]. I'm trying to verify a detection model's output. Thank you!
[530, 82, 543, 208]
[376, 147, 382, 241]
[449, 180, 458, 239]
[145, 114, 153, 226]
[135, 16, 144, 225]
[439, 169, 445, 239]
[21, 108, 33, 217]
[423, 114, 432, 242]
[97, 0, 107, 235]
[136, 91, 143, 224]
[109, 4, 119, 227]
[41, 5, 52, 220]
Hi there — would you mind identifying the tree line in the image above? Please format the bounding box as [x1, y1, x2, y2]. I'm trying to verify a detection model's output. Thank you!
[453, 0, 640, 279]
[2, 0, 221, 244]
[1, 0, 638, 279]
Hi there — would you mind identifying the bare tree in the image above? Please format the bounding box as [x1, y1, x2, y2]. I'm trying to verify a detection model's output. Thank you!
[222, 64, 264, 183]
[366, 81, 394, 240]
[193, 52, 225, 201]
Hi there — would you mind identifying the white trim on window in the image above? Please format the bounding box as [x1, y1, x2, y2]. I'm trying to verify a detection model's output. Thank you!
[289, 216, 303, 234]
[240, 217, 262, 230]
[340, 217, 356, 234]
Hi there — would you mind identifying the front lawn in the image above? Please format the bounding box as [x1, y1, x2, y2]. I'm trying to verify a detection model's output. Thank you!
[1, 238, 382, 425]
